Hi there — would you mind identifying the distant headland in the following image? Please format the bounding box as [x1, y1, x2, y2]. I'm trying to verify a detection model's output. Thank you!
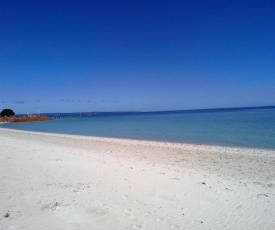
[0, 115, 52, 123]
[0, 108, 52, 123]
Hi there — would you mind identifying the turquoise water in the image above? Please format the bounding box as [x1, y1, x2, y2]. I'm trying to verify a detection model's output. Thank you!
[1, 108, 275, 149]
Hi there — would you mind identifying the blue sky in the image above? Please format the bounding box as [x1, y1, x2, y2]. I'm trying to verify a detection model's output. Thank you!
[1, 0, 274, 114]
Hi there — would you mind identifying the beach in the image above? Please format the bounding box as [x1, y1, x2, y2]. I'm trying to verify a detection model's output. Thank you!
[0, 128, 275, 229]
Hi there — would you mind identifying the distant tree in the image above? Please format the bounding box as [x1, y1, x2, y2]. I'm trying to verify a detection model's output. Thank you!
[0, 109, 15, 117]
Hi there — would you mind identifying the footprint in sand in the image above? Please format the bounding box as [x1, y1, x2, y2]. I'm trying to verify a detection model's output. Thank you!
[171, 177, 180, 180]
[170, 224, 180, 229]
[122, 195, 128, 200]
[123, 209, 132, 216]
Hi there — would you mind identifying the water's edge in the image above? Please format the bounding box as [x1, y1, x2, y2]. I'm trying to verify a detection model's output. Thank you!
[2, 108, 275, 150]
[1, 126, 275, 155]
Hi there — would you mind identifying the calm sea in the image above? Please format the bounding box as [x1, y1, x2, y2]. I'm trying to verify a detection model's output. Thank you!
[1, 107, 275, 149]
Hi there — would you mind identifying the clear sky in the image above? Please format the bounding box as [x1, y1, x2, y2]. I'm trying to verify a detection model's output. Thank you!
[1, 0, 275, 114]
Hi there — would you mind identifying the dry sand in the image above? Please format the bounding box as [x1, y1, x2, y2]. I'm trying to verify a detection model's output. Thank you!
[0, 128, 275, 229]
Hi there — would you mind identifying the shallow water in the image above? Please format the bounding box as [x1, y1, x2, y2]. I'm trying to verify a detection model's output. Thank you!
[2, 108, 275, 149]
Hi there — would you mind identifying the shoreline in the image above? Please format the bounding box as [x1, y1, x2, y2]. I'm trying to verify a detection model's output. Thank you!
[1, 127, 275, 156]
[1, 128, 275, 229]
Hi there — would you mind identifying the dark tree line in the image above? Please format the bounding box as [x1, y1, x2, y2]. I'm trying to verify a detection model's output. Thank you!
[0, 109, 15, 117]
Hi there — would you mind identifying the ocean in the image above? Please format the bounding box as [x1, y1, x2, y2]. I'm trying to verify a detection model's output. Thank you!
[1, 107, 275, 149]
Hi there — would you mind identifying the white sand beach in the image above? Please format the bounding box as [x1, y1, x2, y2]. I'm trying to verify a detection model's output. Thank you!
[0, 128, 275, 229]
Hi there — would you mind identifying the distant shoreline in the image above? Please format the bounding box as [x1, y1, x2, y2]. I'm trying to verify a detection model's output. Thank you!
[0, 115, 52, 123]
[15, 105, 275, 117]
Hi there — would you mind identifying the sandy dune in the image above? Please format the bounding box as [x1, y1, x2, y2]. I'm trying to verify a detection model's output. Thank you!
[0, 128, 275, 229]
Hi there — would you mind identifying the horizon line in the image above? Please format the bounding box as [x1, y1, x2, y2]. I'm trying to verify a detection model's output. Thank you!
[16, 105, 275, 115]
